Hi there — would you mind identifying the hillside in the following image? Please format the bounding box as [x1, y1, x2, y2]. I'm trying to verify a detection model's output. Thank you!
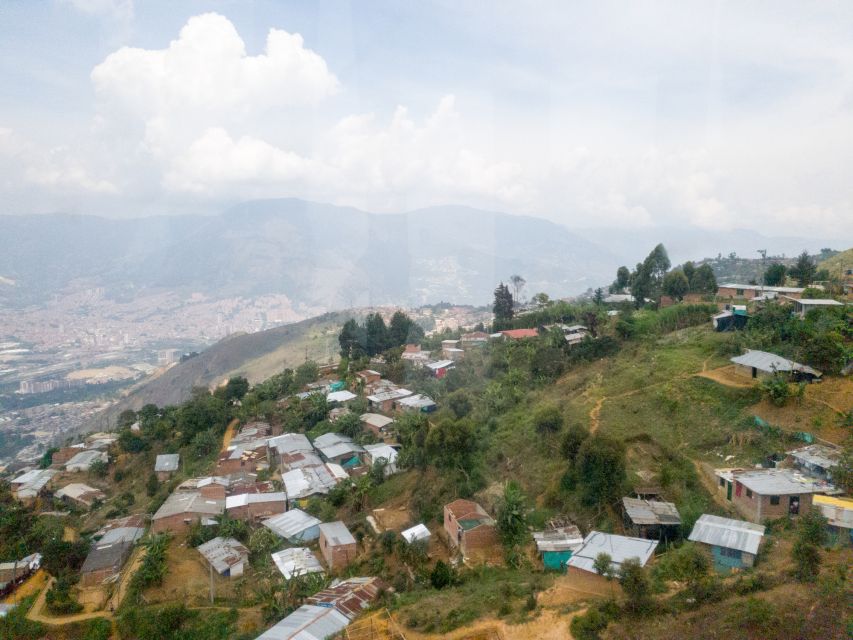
[819, 247, 853, 278]
[0, 199, 618, 308]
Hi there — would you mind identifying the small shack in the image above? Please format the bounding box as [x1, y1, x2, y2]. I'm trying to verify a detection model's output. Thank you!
[318, 521, 357, 571]
[197, 537, 249, 578]
[730, 350, 821, 382]
[566, 532, 658, 581]
[622, 497, 682, 541]
[55, 483, 106, 509]
[443, 499, 498, 560]
[688, 514, 765, 574]
[271, 547, 324, 581]
[533, 524, 584, 571]
[401, 523, 431, 546]
[154, 454, 180, 481]
[262, 509, 322, 543]
[812, 495, 853, 547]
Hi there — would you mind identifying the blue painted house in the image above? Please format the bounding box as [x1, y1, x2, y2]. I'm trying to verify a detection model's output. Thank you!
[688, 514, 765, 574]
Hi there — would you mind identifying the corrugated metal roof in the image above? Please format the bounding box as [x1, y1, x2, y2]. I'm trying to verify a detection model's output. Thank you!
[80, 540, 134, 575]
[733, 468, 834, 495]
[154, 454, 180, 472]
[271, 547, 324, 580]
[567, 531, 658, 574]
[268, 433, 313, 456]
[255, 604, 349, 640]
[326, 390, 357, 403]
[688, 514, 765, 555]
[65, 450, 107, 469]
[55, 483, 104, 502]
[730, 350, 821, 377]
[366, 388, 412, 403]
[305, 577, 384, 619]
[396, 394, 436, 409]
[319, 521, 355, 547]
[152, 491, 224, 520]
[197, 537, 249, 575]
[360, 413, 394, 429]
[282, 465, 342, 500]
[813, 495, 853, 529]
[427, 360, 455, 370]
[622, 497, 682, 526]
[787, 445, 840, 470]
[720, 283, 805, 293]
[226, 492, 287, 509]
[532, 526, 584, 553]
[401, 524, 431, 544]
[263, 509, 321, 540]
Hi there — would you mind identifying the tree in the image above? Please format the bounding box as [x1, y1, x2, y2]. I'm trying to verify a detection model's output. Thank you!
[294, 360, 319, 388]
[789, 250, 817, 286]
[146, 473, 159, 497]
[222, 376, 249, 402]
[560, 424, 589, 464]
[388, 311, 423, 347]
[117, 409, 137, 430]
[492, 282, 514, 328]
[365, 313, 390, 355]
[690, 264, 717, 293]
[791, 508, 828, 582]
[338, 318, 365, 359]
[593, 287, 605, 306]
[630, 262, 652, 309]
[496, 481, 528, 559]
[662, 270, 689, 300]
[682, 261, 696, 287]
[336, 412, 363, 439]
[533, 405, 563, 434]
[39, 447, 58, 469]
[447, 390, 473, 419]
[615, 266, 631, 292]
[763, 263, 787, 286]
[531, 292, 551, 308]
[576, 435, 626, 506]
[509, 274, 526, 304]
[89, 458, 108, 479]
[593, 552, 614, 579]
[619, 558, 652, 615]
[430, 560, 452, 589]
[643, 244, 671, 291]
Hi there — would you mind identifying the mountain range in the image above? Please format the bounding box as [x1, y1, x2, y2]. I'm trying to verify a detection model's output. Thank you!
[0, 198, 837, 309]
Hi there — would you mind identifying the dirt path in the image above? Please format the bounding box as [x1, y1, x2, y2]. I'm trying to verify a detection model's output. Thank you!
[398, 608, 584, 640]
[26, 577, 111, 625]
[107, 544, 146, 611]
[2, 569, 48, 605]
[221, 417, 240, 451]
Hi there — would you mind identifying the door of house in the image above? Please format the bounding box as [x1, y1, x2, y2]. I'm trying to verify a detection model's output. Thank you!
[751, 367, 757, 379]
[726, 481, 732, 501]
[735, 482, 742, 497]
[789, 496, 800, 515]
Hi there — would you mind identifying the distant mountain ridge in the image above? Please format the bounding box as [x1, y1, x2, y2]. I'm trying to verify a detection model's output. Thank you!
[0, 199, 617, 309]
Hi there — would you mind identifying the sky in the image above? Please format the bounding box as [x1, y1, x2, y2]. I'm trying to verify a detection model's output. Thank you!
[1, 1, 852, 240]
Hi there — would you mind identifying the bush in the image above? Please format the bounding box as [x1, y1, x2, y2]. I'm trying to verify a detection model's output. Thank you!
[430, 560, 452, 590]
[45, 576, 83, 615]
[533, 405, 563, 434]
[761, 374, 791, 407]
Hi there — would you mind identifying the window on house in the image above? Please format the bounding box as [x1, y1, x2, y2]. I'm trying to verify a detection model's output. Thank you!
[770, 495, 780, 505]
[736, 289, 744, 295]
[719, 477, 725, 487]
[746, 488, 752, 498]
[720, 547, 741, 559]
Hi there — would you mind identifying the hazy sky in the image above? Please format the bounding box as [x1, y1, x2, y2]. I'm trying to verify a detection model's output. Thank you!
[1, 1, 852, 239]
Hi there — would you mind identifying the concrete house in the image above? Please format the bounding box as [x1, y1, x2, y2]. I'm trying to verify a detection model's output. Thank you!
[781, 296, 844, 318]
[394, 393, 437, 414]
[688, 514, 765, 574]
[80, 517, 145, 587]
[64, 450, 108, 473]
[263, 509, 322, 543]
[443, 499, 498, 560]
[367, 387, 413, 413]
[622, 497, 681, 541]
[318, 521, 357, 571]
[154, 454, 180, 481]
[256, 605, 349, 640]
[363, 444, 399, 476]
[0, 554, 41, 597]
[267, 433, 313, 468]
[313, 433, 365, 467]
[812, 495, 853, 547]
[786, 445, 841, 482]
[215, 446, 266, 476]
[730, 350, 822, 382]
[281, 463, 348, 505]
[10, 469, 57, 504]
[225, 492, 287, 521]
[55, 483, 106, 509]
[197, 537, 249, 578]
[360, 413, 395, 438]
[716, 468, 834, 522]
[716, 283, 804, 300]
[50, 444, 87, 466]
[151, 490, 224, 534]
[460, 331, 489, 347]
[327, 390, 358, 405]
[566, 532, 658, 581]
[426, 360, 455, 378]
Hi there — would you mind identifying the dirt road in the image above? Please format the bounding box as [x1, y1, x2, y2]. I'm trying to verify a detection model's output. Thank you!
[2, 569, 48, 605]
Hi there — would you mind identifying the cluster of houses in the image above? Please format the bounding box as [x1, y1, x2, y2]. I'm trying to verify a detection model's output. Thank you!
[712, 282, 846, 332]
[8, 432, 117, 507]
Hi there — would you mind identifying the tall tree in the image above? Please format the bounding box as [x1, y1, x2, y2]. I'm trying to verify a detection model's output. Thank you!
[338, 319, 365, 359]
[365, 313, 389, 356]
[763, 263, 787, 286]
[644, 244, 671, 286]
[630, 262, 652, 309]
[388, 311, 423, 347]
[496, 481, 528, 555]
[789, 250, 817, 287]
[681, 261, 696, 288]
[662, 270, 689, 300]
[492, 282, 514, 329]
[509, 274, 526, 304]
[615, 266, 631, 292]
[690, 264, 717, 293]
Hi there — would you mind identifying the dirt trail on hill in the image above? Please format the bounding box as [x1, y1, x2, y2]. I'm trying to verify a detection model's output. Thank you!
[695, 365, 756, 388]
[397, 608, 584, 640]
[220, 417, 240, 451]
[26, 577, 111, 625]
[2, 569, 48, 605]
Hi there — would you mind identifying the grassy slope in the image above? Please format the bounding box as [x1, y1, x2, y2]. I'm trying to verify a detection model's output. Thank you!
[818, 247, 853, 277]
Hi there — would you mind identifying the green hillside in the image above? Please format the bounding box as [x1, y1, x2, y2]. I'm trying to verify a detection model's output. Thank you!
[819, 247, 853, 278]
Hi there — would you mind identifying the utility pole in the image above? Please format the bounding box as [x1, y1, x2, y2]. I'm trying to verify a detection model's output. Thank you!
[209, 562, 215, 604]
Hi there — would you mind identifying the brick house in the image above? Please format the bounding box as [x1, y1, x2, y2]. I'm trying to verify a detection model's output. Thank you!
[225, 492, 287, 521]
[716, 283, 804, 300]
[443, 499, 498, 559]
[318, 521, 357, 571]
[154, 454, 180, 482]
[151, 491, 224, 534]
[354, 370, 381, 388]
[716, 468, 833, 522]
